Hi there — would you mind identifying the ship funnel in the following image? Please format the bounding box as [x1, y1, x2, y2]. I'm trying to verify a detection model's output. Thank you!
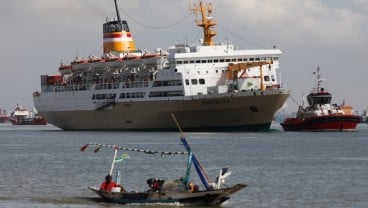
[103, 0, 136, 54]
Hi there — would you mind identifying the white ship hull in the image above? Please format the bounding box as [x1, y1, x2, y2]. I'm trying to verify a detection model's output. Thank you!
[34, 1, 291, 131]
[34, 89, 289, 131]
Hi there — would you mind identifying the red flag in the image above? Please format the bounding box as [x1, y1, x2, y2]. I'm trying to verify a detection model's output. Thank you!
[80, 144, 89, 152]
[94, 146, 102, 153]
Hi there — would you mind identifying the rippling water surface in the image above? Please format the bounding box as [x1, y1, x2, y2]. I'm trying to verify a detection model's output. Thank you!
[1, 123, 367, 208]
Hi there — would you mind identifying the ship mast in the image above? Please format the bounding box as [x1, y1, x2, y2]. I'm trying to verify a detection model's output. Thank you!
[313, 66, 323, 92]
[114, 0, 121, 22]
[190, 0, 217, 46]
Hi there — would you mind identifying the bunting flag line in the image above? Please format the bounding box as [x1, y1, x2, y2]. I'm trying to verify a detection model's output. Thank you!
[80, 143, 188, 156]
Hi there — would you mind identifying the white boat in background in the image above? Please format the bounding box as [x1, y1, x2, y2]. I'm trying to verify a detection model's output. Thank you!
[362, 107, 368, 123]
[33, 0, 290, 131]
[10, 104, 47, 125]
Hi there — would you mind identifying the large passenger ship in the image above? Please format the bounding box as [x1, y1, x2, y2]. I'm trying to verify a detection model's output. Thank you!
[33, 0, 290, 131]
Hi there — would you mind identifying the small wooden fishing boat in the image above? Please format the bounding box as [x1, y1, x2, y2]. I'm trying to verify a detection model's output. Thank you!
[80, 115, 246, 206]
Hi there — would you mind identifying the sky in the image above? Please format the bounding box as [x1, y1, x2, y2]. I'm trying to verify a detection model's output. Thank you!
[1, 0, 367, 114]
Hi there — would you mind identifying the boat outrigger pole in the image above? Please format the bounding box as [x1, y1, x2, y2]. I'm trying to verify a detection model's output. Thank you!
[171, 113, 212, 190]
[109, 146, 118, 176]
[114, 0, 121, 22]
[180, 137, 211, 190]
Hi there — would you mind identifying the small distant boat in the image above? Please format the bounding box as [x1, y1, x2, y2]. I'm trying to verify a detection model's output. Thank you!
[362, 107, 368, 124]
[10, 104, 47, 125]
[0, 108, 9, 123]
[81, 114, 246, 206]
[281, 66, 361, 132]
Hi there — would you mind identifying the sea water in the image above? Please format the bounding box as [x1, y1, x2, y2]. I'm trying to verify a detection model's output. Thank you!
[0, 123, 367, 208]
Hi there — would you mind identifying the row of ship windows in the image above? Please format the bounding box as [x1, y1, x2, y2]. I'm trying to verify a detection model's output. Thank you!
[95, 80, 183, 90]
[92, 90, 185, 100]
[185, 79, 205, 85]
[54, 80, 185, 93]
[175, 57, 279, 65]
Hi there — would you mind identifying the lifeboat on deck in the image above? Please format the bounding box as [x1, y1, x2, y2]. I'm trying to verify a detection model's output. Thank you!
[123, 52, 142, 67]
[104, 53, 126, 70]
[142, 52, 163, 66]
[58, 63, 72, 75]
[71, 56, 90, 72]
[89, 55, 107, 72]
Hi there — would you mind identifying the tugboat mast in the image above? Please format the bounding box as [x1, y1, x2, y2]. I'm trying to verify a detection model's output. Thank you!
[313, 66, 323, 92]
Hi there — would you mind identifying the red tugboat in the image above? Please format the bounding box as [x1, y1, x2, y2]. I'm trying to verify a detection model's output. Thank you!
[281, 66, 361, 131]
[0, 108, 10, 123]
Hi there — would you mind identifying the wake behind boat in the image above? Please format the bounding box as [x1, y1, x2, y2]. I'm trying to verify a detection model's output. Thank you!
[33, 0, 289, 131]
[80, 116, 246, 206]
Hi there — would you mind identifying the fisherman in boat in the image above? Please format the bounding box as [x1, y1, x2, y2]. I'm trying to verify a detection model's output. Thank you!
[188, 181, 194, 192]
[100, 175, 121, 192]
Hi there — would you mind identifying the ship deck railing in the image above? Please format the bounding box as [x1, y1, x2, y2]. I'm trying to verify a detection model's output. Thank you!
[43, 80, 151, 93]
[53, 84, 92, 92]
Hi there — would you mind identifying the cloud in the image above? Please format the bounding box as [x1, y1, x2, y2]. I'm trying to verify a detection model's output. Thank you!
[23, 0, 110, 22]
[213, 0, 368, 48]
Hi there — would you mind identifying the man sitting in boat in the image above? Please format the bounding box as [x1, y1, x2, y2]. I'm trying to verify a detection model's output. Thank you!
[187, 181, 194, 192]
[147, 178, 165, 192]
[100, 175, 121, 192]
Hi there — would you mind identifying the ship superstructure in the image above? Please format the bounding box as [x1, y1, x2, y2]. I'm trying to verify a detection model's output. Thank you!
[33, 0, 290, 131]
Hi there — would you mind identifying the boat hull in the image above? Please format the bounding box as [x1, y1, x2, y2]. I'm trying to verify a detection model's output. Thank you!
[0, 116, 9, 123]
[280, 115, 361, 132]
[88, 183, 246, 206]
[34, 90, 289, 131]
[10, 117, 47, 125]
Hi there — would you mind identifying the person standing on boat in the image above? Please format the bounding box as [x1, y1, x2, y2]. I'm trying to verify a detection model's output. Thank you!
[100, 175, 120, 191]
